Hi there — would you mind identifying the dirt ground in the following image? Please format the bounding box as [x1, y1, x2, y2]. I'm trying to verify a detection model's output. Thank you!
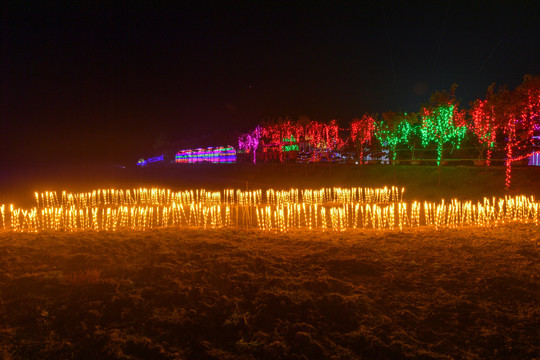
[0, 225, 539, 359]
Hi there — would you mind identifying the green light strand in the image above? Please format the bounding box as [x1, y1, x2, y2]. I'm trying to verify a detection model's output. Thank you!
[420, 105, 467, 165]
[375, 120, 413, 162]
[282, 135, 299, 152]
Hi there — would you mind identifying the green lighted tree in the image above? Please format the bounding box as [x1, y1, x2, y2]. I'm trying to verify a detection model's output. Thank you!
[420, 86, 467, 165]
[375, 112, 415, 165]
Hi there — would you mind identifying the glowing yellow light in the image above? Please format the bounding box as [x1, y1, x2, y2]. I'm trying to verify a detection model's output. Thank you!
[0, 187, 539, 233]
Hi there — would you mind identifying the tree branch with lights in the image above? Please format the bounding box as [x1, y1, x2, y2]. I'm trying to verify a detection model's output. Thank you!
[350, 115, 375, 164]
[470, 86, 499, 165]
[493, 75, 540, 188]
[376, 112, 416, 165]
[420, 85, 467, 166]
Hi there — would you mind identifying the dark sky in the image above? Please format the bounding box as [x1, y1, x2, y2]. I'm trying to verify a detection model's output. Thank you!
[1, 1, 539, 164]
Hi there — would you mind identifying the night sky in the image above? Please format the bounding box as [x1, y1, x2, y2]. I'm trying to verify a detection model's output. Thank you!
[2, 1, 539, 164]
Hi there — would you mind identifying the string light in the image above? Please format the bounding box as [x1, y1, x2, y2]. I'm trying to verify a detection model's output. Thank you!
[238, 119, 347, 164]
[375, 112, 414, 164]
[282, 135, 299, 152]
[238, 126, 262, 164]
[470, 99, 498, 165]
[501, 77, 540, 188]
[0, 188, 537, 233]
[137, 155, 164, 167]
[350, 115, 375, 164]
[226, 76, 539, 189]
[420, 104, 467, 166]
[175, 146, 236, 164]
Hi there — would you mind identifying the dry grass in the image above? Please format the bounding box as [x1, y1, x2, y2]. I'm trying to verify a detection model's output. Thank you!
[63, 269, 102, 286]
[0, 226, 538, 359]
[1, 164, 539, 358]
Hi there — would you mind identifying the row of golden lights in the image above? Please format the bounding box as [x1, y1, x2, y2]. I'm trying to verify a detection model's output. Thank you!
[31, 186, 405, 207]
[0, 187, 538, 232]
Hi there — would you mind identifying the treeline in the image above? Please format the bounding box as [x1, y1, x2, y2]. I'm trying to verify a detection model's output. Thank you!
[239, 75, 540, 187]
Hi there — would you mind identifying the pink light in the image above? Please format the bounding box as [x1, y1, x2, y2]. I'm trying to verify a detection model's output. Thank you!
[175, 146, 236, 164]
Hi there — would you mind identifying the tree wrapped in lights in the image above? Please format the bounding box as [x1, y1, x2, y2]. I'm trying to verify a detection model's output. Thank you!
[516, 75, 540, 152]
[305, 120, 326, 149]
[350, 115, 375, 164]
[238, 126, 262, 164]
[260, 118, 304, 162]
[303, 120, 344, 161]
[470, 87, 499, 165]
[375, 112, 415, 165]
[279, 120, 302, 154]
[324, 119, 343, 151]
[494, 75, 540, 188]
[420, 86, 467, 165]
[290, 120, 305, 144]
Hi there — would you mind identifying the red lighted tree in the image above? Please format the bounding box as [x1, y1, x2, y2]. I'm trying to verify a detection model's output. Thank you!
[470, 86, 499, 165]
[350, 115, 375, 164]
[260, 118, 305, 162]
[494, 75, 540, 188]
[305, 120, 325, 149]
[324, 119, 343, 151]
[260, 120, 281, 161]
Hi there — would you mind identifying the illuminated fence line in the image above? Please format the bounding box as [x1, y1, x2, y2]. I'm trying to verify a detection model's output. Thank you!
[0, 190, 538, 233]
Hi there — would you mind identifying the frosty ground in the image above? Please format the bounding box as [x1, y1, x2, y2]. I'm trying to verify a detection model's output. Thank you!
[0, 224, 538, 359]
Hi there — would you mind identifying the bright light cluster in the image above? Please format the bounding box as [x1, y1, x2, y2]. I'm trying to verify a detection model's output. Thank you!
[175, 146, 236, 164]
[238, 119, 344, 163]
[0, 187, 538, 233]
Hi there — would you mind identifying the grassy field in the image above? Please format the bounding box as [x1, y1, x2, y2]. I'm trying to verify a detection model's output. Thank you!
[0, 163, 539, 359]
[1, 163, 540, 206]
[0, 226, 539, 359]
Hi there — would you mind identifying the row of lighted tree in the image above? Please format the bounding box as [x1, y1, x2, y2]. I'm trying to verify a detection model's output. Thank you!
[238, 75, 540, 187]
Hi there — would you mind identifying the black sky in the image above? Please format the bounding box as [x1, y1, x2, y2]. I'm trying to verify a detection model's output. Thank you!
[1, 1, 539, 164]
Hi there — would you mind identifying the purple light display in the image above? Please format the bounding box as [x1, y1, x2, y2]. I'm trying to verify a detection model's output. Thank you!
[137, 155, 164, 166]
[238, 126, 261, 164]
[175, 146, 236, 164]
